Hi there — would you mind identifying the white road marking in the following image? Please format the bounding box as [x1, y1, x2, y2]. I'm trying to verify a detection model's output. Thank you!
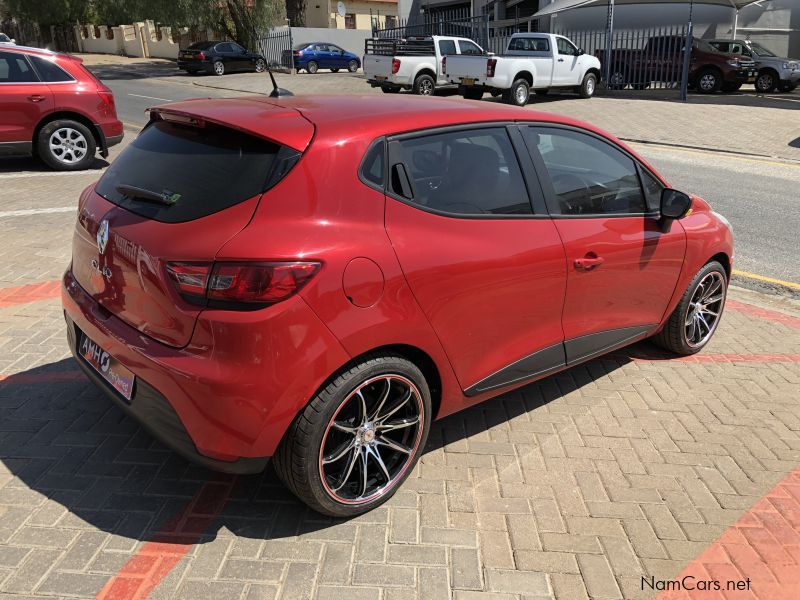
[128, 93, 171, 101]
[0, 206, 75, 218]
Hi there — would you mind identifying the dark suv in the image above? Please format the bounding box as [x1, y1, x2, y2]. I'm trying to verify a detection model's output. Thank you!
[178, 41, 267, 76]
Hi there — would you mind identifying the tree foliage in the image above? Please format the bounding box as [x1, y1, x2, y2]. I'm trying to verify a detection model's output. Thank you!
[7, 0, 286, 48]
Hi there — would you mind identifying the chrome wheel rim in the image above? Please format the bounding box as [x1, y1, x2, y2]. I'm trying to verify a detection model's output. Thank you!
[586, 77, 595, 95]
[49, 127, 88, 164]
[700, 74, 716, 91]
[756, 73, 772, 91]
[419, 79, 433, 94]
[255, 59, 265, 72]
[214, 61, 224, 75]
[348, 60, 358, 72]
[319, 374, 424, 505]
[609, 71, 625, 86]
[515, 85, 527, 104]
[685, 271, 726, 348]
[309, 62, 318, 73]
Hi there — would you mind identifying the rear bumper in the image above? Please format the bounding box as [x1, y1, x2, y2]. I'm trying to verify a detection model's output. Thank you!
[62, 268, 350, 467]
[367, 78, 403, 89]
[177, 59, 207, 70]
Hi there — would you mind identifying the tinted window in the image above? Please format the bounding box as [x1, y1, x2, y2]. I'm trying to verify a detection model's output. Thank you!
[329, 45, 343, 53]
[189, 41, 215, 50]
[393, 128, 531, 216]
[95, 120, 281, 224]
[315, 44, 330, 52]
[556, 38, 578, 56]
[229, 43, 245, 53]
[458, 40, 482, 55]
[29, 55, 73, 82]
[216, 43, 233, 53]
[361, 139, 385, 188]
[438, 40, 457, 55]
[0, 51, 38, 82]
[524, 127, 646, 216]
[508, 37, 549, 52]
[0, 34, 11, 42]
[639, 167, 663, 213]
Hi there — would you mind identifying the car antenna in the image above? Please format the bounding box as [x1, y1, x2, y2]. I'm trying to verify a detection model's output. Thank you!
[267, 63, 294, 98]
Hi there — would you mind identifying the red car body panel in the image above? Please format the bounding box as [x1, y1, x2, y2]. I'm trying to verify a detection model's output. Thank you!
[62, 95, 733, 469]
[0, 46, 122, 154]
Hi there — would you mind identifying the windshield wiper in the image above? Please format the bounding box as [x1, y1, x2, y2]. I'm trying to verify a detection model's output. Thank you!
[115, 184, 180, 206]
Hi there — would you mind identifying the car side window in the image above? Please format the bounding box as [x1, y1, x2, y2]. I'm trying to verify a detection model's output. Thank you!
[524, 127, 647, 216]
[458, 40, 482, 55]
[215, 43, 231, 53]
[360, 139, 385, 189]
[438, 40, 457, 55]
[0, 51, 38, 83]
[230, 43, 244, 53]
[29, 55, 73, 82]
[316, 44, 330, 52]
[329, 45, 343, 53]
[508, 37, 549, 52]
[556, 38, 578, 56]
[391, 128, 532, 216]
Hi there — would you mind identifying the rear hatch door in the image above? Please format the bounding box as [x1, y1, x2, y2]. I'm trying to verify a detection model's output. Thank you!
[71, 100, 312, 348]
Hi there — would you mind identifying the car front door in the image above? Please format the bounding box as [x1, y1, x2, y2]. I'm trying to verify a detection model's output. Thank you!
[315, 44, 333, 68]
[228, 42, 249, 70]
[437, 39, 457, 85]
[0, 50, 54, 148]
[521, 125, 686, 364]
[552, 37, 581, 86]
[328, 45, 347, 68]
[384, 125, 568, 400]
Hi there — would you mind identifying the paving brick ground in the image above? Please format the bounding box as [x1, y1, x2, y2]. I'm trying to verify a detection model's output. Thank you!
[1, 73, 800, 598]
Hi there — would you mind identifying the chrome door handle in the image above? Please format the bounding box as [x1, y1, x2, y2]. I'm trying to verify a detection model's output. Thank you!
[27, 94, 46, 102]
[558, 58, 564, 62]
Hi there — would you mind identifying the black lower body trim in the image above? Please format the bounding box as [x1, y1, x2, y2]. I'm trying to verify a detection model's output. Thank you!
[66, 317, 269, 474]
[0, 141, 33, 156]
[565, 324, 654, 365]
[465, 343, 566, 397]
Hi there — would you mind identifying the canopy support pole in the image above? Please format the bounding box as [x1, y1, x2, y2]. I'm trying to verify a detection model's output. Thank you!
[603, 0, 614, 87]
[680, 0, 694, 102]
[733, 9, 739, 38]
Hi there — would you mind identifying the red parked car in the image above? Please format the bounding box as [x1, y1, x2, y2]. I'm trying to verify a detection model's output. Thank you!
[62, 95, 733, 516]
[0, 45, 123, 170]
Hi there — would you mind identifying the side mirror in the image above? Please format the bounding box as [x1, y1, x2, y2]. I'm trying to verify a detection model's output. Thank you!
[577, 48, 585, 56]
[660, 188, 692, 219]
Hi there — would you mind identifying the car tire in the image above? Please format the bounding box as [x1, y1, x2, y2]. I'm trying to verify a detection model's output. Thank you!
[412, 73, 435, 95]
[695, 68, 722, 93]
[273, 353, 432, 517]
[212, 60, 225, 76]
[721, 82, 742, 93]
[579, 73, 597, 98]
[502, 78, 530, 106]
[653, 260, 728, 356]
[462, 88, 483, 100]
[755, 69, 777, 93]
[348, 60, 359, 73]
[307, 61, 319, 74]
[381, 86, 401, 94]
[330, 68, 339, 73]
[254, 59, 266, 73]
[534, 88, 549, 96]
[607, 66, 628, 90]
[37, 119, 96, 171]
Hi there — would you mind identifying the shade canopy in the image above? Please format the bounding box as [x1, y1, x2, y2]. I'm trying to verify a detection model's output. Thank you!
[534, 0, 769, 18]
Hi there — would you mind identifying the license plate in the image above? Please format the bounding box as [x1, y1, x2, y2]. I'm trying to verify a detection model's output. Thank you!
[79, 333, 135, 401]
[375, 75, 387, 81]
[462, 78, 476, 86]
[747, 77, 756, 83]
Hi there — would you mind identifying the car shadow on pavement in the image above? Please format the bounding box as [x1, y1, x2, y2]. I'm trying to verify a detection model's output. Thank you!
[0, 351, 637, 546]
[85, 62, 181, 81]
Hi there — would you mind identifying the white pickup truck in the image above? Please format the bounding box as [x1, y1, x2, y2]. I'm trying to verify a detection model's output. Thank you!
[444, 33, 602, 106]
[363, 35, 486, 95]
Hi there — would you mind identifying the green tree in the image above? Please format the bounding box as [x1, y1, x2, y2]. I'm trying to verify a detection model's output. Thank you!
[6, 0, 91, 25]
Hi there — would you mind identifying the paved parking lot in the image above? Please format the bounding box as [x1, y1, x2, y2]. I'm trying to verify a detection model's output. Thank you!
[0, 56, 799, 599]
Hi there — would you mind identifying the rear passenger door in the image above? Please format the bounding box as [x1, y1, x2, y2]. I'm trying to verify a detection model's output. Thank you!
[0, 50, 53, 147]
[384, 125, 568, 399]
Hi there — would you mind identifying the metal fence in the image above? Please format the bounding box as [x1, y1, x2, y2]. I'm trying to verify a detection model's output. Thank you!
[555, 25, 689, 89]
[258, 27, 293, 71]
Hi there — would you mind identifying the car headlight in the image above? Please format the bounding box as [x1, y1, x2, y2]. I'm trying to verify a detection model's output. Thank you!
[713, 211, 732, 233]
[727, 59, 740, 67]
[784, 61, 798, 70]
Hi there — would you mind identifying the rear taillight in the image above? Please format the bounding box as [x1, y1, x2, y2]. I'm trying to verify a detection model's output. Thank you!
[486, 58, 497, 78]
[442, 56, 446, 74]
[97, 89, 115, 111]
[392, 58, 401, 74]
[197, 52, 206, 60]
[167, 261, 320, 309]
[294, 50, 303, 56]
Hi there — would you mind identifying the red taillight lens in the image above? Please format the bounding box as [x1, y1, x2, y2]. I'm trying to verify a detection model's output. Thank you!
[97, 89, 115, 111]
[197, 52, 206, 60]
[442, 56, 446, 74]
[166, 262, 211, 303]
[392, 58, 401, 74]
[486, 58, 497, 78]
[294, 50, 303, 56]
[166, 261, 320, 309]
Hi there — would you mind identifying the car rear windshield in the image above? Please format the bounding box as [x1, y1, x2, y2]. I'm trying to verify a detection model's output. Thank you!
[95, 120, 281, 223]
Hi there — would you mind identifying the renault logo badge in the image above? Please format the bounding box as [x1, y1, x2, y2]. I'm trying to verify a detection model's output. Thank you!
[97, 219, 109, 254]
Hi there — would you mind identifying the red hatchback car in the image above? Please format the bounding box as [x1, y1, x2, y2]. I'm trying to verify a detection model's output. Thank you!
[0, 45, 123, 170]
[62, 95, 733, 516]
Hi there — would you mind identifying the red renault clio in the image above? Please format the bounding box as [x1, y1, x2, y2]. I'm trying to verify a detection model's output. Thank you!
[62, 94, 733, 516]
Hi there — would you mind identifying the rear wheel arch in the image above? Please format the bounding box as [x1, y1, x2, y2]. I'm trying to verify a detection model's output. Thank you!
[414, 67, 436, 81]
[33, 111, 102, 150]
[514, 70, 533, 86]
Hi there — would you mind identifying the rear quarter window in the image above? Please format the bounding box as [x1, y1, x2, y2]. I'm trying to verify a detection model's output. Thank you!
[29, 55, 74, 82]
[95, 120, 292, 224]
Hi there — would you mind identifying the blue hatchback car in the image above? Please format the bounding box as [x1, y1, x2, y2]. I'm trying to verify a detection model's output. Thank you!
[286, 42, 361, 74]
